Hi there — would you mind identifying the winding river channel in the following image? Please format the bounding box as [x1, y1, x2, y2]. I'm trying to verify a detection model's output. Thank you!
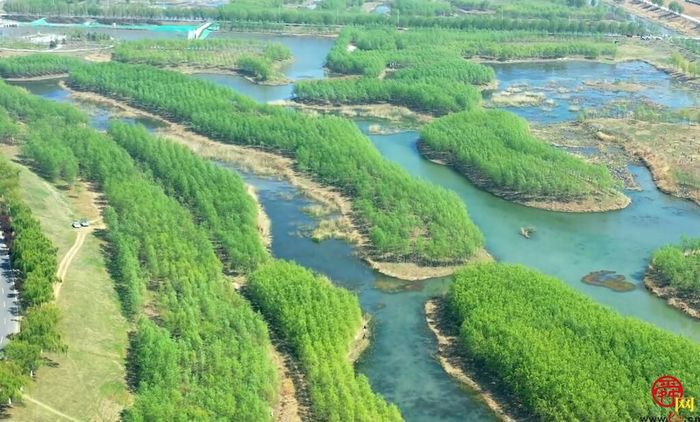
[8, 30, 700, 422]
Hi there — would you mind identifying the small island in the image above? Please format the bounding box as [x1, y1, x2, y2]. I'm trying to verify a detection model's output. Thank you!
[419, 109, 630, 212]
[645, 237, 700, 320]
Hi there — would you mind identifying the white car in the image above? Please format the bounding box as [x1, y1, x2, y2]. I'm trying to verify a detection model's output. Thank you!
[72, 221, 81, 229]
[0, 243, 7, 249]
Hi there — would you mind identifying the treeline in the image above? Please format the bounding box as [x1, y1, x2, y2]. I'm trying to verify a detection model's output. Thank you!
[112, 39, 291, 81]
[670, 52, 700, 77]
[420, 109, 620, 201]
[65, 61, 484, 264]
[106, 122, 267, 273]
[651, 237, 700, 295]
[248, 261, 402, 421]
[462, 41, 617, 60]
[446, 263, 700, 420]
[0, 81, 279, 419]
[3, 0, 644, 35]
[294, 77, 481, 115]
[0, 54, 83, 79]
[0, 154, 63, 405]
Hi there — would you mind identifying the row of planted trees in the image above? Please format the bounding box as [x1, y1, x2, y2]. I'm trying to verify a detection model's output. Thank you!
[63, 60, 484, 264]
[419, 109, 621, 201]
[447, 263, 700, 420]
[0, 134, 63, 405]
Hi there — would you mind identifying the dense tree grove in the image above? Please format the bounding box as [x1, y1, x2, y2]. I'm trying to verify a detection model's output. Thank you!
[112, 39, 291, 81]
[65, 61, 483, 264]
[106, 122, 267, 273]
[420, 109, 620, 201]
[462, 41, 616, 60]
[0, 54, 83, 79]
[651, 237, 700, 295]
[294, 77, 481, 115]
[0, 82, 279, 420]
[447, 263, 700, 420]
[21, 126, 79, 185]
[0, 154, 63, 405]
[247, 261, 402, 421]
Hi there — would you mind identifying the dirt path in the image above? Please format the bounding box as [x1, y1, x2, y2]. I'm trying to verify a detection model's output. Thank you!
[54, 183, 105, 299]
[22, 395, 81, 422]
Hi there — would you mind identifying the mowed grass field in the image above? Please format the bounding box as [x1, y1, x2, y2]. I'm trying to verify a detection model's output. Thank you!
[3, 150, 132, 421]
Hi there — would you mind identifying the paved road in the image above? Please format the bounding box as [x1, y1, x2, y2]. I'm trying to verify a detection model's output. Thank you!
[0, 233, 20, 350]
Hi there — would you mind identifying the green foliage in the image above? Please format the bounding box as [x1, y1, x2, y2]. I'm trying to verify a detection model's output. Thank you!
[294, 77, 481, 115]
[0, 82, 278, 420]
[248, 261, 402, 421]
[66, 61, 483, 264]
[448, 263, 700, 420]
[22, 125, 79, 184]
[670, 52, 700, 77]
[0, 152, 62, 404]
[462, 41, 616, 60]
[106, 122, 267, 273]
[420, 109, 619, 201]
[669, 1, 684, 14]
[112, 39, 291, 81]
[236, 54, 273, 81]
[652, 237, 700, 295]
[0, 54, 83, 79]
[0, 108, 21, 144]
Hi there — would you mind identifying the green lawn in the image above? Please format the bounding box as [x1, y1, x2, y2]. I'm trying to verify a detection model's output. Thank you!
[6, 158, 131, 421]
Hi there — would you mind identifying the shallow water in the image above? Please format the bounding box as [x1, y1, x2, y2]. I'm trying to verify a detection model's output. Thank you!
[10, 35, 700, 421]
[488, 60, 700, 123]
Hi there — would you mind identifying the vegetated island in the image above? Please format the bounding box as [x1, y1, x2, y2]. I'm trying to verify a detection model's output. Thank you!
[112, 38, 293, 84]
[430, 262, 700, 421]
[419, 109, 630, 212]
[57, 59, 487, 278]
[645, 237, 700, 320]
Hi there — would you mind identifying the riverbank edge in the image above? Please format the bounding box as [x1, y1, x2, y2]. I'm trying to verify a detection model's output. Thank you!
[271, 99, 433, 127]
[59, 82, 481, 280]
[644, 269, 700, 320]
[425, 298, 521, 422]
[417, 140, 631, 213]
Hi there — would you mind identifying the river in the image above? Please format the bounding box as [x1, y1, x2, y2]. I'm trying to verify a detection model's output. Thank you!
[7, 31, 700, 422]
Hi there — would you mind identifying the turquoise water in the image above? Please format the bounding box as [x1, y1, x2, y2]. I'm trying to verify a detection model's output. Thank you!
[488, 60, 700, 123]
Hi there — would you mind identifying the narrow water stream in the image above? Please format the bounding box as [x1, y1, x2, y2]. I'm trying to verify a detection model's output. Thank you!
[9, 32, 700, 421]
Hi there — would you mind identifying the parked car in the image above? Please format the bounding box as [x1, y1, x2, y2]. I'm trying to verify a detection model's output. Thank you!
[0, 243, 7, 249]
[72, 221, 81, 228]
[80, 220, 90, 227]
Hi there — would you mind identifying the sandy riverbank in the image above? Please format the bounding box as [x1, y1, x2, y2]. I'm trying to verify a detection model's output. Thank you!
[271, 99, 433, 126]
[425, 298, 521, 422]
